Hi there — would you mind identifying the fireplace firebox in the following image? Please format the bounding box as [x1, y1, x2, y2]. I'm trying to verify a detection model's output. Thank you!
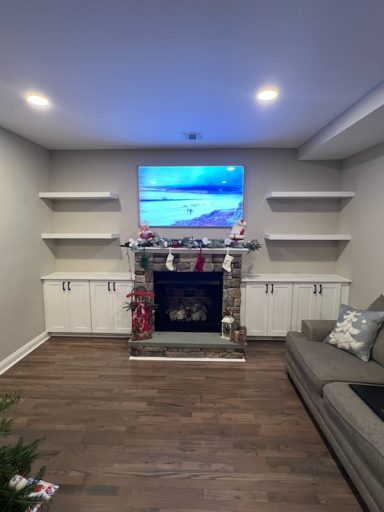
[154, 271, 223, 332]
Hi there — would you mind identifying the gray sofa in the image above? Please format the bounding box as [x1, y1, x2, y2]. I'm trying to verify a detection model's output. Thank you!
[286, 296, 384, 512]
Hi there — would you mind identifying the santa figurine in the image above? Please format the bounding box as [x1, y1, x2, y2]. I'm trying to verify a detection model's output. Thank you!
[229, 219, 246, 241]
[138, 221, 153, 241]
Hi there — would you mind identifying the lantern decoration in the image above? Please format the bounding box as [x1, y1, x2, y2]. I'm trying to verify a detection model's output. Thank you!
[221, 308, 235, 339]
[125, 286, 157, 341]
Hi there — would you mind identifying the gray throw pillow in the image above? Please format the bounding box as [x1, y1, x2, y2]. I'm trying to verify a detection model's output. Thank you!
[324, 304, 384, 362]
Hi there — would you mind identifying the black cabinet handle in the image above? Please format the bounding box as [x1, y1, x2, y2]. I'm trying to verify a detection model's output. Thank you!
[265, 283, 268, 294]
[62, 281, 66, 292]
[319, 284, 323, 294]
[67, 281, 71, 291]
[108, 282, 111, 292]
[271, 283, 274, 294]
[313, 284, 317, 294]
[113, 282, 116, 292]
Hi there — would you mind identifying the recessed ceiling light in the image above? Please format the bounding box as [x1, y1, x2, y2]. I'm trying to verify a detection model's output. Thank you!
[26, 94, 50, 107]
[256, 87, 279, 102]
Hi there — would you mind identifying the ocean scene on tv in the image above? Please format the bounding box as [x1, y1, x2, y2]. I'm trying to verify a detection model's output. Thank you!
[138, 165, 244, 227]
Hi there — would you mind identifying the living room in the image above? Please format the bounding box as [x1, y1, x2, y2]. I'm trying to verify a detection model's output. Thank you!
[0, 1, 384, 511]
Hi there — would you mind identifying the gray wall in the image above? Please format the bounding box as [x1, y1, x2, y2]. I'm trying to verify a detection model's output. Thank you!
[337, 143, 384, 307]
[50, 148, 342, 274]
[0, 128, 55, 362]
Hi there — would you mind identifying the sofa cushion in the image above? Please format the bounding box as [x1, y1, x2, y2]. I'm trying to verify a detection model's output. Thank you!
[286, 331, 384, 396]
[367, 294, 384, 312]
[368, 295, 384, 367]
[324, 304, 384, 362]
[302, 319, 335, 341]
[323, 382, 384, 488]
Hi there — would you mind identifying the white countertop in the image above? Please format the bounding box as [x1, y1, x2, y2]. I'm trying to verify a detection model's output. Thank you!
[241, 273, 351, 283]
[41, 271, 351, 283]
[42, 272, 134, 281]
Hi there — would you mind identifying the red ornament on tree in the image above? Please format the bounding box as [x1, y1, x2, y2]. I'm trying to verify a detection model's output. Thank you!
[195, 248, 206, 272]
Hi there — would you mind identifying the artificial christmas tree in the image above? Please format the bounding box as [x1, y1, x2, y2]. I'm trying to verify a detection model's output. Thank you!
[0, 392, 57, 511]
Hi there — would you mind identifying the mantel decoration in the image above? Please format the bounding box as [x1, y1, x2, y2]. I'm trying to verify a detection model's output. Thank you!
[124, 286, 157, 340]
[122, 219, 261, 252]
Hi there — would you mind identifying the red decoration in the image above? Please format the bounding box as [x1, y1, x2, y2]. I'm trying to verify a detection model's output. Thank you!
[126, 289, 156, 340]
[138, 222, 154, 241]
[194, 248, 206, 272]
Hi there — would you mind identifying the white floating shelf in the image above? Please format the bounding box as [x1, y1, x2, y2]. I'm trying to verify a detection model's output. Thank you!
[39, 192, 118, 200]
[41, 233, 120, 240]
[266, 191, 355, 199]
[264, 233, 352, 241]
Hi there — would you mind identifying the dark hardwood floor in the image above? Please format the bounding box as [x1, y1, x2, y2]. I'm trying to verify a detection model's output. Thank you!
[0, 338, 365, 511]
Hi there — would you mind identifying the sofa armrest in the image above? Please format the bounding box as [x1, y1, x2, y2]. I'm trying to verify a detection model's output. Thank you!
[301, 320, 336, 342]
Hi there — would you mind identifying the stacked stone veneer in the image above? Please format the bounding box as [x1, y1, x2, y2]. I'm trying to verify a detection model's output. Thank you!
[134, 251, 242, 322]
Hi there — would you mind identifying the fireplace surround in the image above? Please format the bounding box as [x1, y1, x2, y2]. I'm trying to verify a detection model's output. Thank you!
[133, 249, 244, 333]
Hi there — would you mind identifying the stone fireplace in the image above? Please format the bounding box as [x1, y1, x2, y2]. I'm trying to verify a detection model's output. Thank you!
[134, 249, 244, 333]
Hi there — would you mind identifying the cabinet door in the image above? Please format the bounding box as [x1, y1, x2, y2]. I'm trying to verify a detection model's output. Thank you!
[316, 283, 341, 320]
[244, 284, 269, 336]
[291, 283, 319, 331]
[112, 281, 133, 334]
[44, 281, 69, 332]
[268, 283, 293, 336]
[67, 281, 92, 332]
[90, 281, 114, 333]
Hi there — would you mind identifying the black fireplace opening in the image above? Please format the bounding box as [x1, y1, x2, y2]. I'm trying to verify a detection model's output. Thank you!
[154, 271, 223, 332]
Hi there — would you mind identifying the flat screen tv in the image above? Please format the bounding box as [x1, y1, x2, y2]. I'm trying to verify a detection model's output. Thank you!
[138, 165, 244, 227]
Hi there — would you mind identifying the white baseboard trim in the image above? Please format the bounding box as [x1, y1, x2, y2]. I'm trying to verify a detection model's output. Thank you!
[0, 331, 50, 375]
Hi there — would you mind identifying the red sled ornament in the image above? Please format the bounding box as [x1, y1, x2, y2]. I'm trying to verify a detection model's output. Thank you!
[125, 287, 157, 340]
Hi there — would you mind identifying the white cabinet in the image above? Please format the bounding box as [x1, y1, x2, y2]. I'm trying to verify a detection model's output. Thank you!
[90, 280, 132, 334]
[242, 275, 351, 338]
[42, 273, 133, 335]
[244, 282, 293, 337]
[44, 280, 91, 333]
[291, 282, 342, 331]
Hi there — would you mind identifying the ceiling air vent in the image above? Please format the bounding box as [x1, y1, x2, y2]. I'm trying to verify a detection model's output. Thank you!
[183, 132, 202, 141]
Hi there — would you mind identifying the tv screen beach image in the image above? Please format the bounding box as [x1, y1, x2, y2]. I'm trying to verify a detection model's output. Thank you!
[138, 165, 244, 227]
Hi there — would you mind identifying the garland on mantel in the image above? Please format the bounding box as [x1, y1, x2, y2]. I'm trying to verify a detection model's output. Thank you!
[122, 236, 261, 252]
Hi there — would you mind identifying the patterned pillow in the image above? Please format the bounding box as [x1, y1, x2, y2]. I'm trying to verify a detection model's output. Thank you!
[324, 304, 384, 362]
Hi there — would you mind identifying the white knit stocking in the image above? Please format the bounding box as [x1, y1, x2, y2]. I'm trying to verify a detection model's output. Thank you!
[166, 252, 174, 271]
[222, 253, 234, 272]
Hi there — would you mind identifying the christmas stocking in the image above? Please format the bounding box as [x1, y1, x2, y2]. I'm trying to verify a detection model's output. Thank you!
[195, 248, 206, 272]
[222, 253, 234, 272]
[166, 252, 174, 271]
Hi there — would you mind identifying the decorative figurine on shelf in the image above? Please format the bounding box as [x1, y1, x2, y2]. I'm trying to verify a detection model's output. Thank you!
[221, 307, 235, 339]
[229, 219, 247, 241]
[138, 221, 154, 241]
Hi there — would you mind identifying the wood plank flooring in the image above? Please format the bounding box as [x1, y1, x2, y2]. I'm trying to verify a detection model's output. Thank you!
[0, 338, 367, 512]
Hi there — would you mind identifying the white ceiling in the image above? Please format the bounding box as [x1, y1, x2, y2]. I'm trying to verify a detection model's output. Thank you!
[1, 0, 384, 156]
